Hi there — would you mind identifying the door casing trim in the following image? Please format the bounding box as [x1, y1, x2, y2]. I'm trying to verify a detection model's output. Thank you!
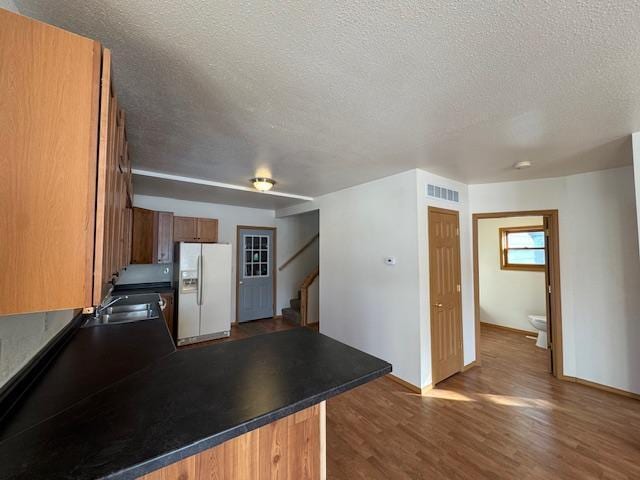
[235, 225, 277, 324]
[472, 210, 563, 378]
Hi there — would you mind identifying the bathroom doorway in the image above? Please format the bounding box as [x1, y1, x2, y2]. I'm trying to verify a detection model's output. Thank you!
[472, 210, 563, 377]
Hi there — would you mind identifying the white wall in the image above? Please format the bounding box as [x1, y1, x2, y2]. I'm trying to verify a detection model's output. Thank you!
[470, 166, 640, 394]
[478, 216, 545, 332]
[0, 0, 17, 12]
[633, 132, 640, 253]
[317, 170, 423, 387]
[134, 195, 276, 321]
[274, 210, 319, 313]
[415, 169, 475, 387]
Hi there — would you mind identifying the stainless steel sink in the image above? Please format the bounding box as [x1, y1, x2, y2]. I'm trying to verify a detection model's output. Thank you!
[105, 303, 153, 314]
[98, 309, 158, 324]
[83, 293, 161, 328]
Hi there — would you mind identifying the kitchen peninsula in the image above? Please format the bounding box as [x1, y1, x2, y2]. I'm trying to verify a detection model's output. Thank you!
[0, 306, 390, 479]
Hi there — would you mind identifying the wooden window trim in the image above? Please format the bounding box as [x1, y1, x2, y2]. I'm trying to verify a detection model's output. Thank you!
[499, 225, 545, 272]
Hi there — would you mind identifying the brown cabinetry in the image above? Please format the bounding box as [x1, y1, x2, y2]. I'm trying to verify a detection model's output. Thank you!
[173, 216, 198, 242]
[173, 216, 218, 243]
[0, 10, 132, 314]
[131, 208, 173, 264]
[160, 292, 175, 339]
[197, 218, 219, 242]
[93, 50, 133, 303]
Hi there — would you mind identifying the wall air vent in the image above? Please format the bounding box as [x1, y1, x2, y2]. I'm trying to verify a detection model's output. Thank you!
[426, 184, 459, 203]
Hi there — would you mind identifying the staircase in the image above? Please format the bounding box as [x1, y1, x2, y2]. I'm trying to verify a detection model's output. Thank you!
[282, 292, 302, 325]
[282, 266, 319, 326]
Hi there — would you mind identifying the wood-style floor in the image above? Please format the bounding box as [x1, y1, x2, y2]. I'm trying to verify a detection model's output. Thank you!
[327, 324, 640, 480]
[179, 316, 316, 349]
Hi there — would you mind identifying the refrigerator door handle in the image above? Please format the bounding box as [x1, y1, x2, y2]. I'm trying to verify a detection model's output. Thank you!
[199, 254, 204, 306]
[197, 254, 203, 306]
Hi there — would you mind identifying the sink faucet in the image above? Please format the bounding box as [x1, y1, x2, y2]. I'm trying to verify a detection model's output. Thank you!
[96, 295, 127, 316]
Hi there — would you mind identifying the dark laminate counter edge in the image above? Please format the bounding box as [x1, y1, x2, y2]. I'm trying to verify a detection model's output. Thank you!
[0, 310, 175, 442]
[111, 365, 390, 479]
[0, 327, 391, 480]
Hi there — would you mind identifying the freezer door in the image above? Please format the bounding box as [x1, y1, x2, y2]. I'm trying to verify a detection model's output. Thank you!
[179, 242, 201, 271]
[177, 289, 200, 340]
[177, 242, 202, 341]
[200, 243, 232, 336]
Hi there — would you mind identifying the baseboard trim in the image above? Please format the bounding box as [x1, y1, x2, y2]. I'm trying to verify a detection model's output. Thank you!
[387, 374, 432, 395]
[461, 361, 478, 372]
[560, 375, 640, 401]
[480, 322, 536, 336]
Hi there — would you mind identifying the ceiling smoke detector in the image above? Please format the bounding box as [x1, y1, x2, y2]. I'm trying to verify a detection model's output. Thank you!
[513, 160, 532, 170]
[251, 177, 276, 192]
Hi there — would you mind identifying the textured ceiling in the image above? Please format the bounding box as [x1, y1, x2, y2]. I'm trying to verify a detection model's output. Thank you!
[15, 0, 640, 197]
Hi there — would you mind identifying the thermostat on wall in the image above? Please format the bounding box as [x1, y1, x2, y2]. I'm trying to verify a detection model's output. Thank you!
[384, 257, 396, 266]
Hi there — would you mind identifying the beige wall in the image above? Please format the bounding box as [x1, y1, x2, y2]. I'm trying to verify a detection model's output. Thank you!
[478, 216, 546, 332]
[0, 309, 74, 387]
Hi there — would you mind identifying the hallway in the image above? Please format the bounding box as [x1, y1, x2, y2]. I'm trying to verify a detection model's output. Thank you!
[327, 324, 640, 479]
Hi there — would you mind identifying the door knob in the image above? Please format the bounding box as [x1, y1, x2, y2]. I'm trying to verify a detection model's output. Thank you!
[239, 281, 244, 285]
[433, 303, 443, 307]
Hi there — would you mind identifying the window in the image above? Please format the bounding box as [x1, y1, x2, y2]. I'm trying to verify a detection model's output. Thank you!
[500, 226, 546, 271]
[243, 234, 270, 278]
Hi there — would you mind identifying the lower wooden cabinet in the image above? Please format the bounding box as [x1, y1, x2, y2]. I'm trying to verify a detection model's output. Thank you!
[139, 402, 325, 480]
[160, 292, 175, 339]
[131, 208, 174, 264]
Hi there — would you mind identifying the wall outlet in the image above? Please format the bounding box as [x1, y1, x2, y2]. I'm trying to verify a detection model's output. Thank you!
[384, 257, 396, 266]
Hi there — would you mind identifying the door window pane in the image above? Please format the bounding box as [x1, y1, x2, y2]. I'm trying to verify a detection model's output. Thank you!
[243, 234, 270, 278]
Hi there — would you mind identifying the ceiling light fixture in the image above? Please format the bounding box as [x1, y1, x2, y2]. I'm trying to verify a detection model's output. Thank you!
[251, 177, 276, 192]
[513, 160, 532, 170]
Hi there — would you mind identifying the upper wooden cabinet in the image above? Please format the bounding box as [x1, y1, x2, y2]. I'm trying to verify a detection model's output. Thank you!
[197, 218, 219, 243]
[131, 208, 173, 264]
[173, 216, 198, 242]
[174, 216, 218, 243]
[0, 10, 131, 314]
[92, 50, 133, 303]
[156, 212, 174, 263]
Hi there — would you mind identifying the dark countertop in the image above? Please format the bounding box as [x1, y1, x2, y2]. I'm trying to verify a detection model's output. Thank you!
[0, 317, 175, 441]
[0, 322, 391, 479]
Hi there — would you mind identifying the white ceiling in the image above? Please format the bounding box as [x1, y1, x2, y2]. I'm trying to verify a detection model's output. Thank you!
[15, 1, 640, 199]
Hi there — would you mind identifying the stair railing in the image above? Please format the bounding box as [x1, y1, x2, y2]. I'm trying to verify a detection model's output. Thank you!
[300, 266, 319, 326]
[278, 233, 319, 271]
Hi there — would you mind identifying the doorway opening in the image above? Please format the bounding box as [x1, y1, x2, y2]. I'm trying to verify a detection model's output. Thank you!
[472, 210, 563, 378]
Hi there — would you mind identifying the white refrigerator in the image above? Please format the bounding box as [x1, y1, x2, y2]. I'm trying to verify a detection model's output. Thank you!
[175, 242, 232, 346]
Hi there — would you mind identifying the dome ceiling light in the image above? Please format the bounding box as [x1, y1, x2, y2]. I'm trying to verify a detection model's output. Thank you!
[251, 177, 276, 192]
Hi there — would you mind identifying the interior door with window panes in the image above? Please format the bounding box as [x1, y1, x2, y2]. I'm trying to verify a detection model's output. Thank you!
[237, 228, 274, 322]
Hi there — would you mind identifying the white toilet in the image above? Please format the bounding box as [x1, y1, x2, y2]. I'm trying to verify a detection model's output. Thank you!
[527, 315, 548, 349]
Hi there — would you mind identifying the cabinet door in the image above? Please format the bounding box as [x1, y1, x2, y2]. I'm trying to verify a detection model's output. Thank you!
[156, 212, 174, 263]
[131, 207, 155, 264]
[197, 218, 219, 243]
[0, 10, 101, 314]
[174, 216, 198, 242]
[160, 292, 175, 339]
